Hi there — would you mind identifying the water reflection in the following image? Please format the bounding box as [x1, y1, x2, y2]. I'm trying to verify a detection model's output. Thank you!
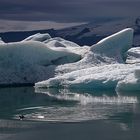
[0, 87, 139, 131]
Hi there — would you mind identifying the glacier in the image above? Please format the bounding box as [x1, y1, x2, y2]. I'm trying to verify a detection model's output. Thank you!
[0, 28, 140, 91]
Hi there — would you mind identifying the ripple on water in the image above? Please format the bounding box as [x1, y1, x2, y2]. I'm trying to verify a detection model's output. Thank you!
[14, 89, 138, 122]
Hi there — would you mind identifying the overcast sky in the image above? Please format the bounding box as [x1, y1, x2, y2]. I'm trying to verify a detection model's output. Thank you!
[0, 0, 140, 32]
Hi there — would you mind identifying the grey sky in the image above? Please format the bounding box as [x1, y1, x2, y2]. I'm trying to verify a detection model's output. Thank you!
[0, 0, 139, 31]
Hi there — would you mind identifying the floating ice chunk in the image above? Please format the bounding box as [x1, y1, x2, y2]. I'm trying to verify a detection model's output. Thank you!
[35, 28, 138, 90]
[23, 33, 51, 42]
[0, 28, 137, 88]
[37, 115, 45, 119]
[35, 64, 139, 90]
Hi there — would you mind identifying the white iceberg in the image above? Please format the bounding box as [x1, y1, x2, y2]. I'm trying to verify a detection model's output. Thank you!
[0, 27, 140, 91]
[0, 41, 80, 85]
[35, 28, 140, 91]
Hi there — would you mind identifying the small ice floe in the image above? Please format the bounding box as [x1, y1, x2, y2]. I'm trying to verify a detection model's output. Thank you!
[37, 115, 45, 119]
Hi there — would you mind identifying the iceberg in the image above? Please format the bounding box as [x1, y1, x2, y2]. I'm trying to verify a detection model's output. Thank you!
[0, 27, 140, 91]
[35, 28, 140, 91]
[0, 41, 80, 85]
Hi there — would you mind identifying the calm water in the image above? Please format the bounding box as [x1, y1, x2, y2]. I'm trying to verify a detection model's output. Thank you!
[0, 87, 140, 140]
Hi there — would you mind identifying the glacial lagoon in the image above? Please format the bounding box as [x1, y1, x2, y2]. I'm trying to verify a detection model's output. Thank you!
[0, 87, 140, 140]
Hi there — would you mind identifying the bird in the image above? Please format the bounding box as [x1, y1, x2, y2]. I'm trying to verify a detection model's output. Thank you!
[19, 115, 25, 120]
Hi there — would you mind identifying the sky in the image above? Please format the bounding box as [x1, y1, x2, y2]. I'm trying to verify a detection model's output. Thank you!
[0, 0, 140, 32]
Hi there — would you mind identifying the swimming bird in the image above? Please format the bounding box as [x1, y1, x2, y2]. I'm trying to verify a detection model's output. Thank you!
[19, 115, 25, 120]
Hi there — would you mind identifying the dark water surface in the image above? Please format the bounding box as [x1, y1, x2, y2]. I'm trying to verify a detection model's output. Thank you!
[0, 87, 140, 140]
